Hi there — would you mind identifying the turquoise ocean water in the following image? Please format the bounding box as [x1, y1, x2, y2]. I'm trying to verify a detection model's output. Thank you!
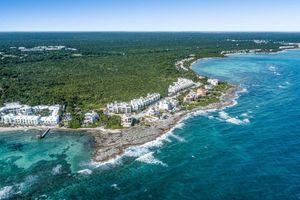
[1, 49, 300, 199]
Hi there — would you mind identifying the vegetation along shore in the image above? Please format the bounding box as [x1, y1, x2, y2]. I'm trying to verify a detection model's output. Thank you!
[1, 32, 299, 164]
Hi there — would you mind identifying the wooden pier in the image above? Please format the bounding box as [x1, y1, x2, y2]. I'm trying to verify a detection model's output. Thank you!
[37, 128, 51, 139]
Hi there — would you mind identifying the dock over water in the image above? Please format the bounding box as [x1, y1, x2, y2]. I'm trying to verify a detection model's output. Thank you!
[38, 128, 51, 139]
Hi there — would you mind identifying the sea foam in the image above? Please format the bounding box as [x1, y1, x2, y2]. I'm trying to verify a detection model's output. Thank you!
[0, 175, 38, 199]
[77, 169, 93, 175]
[278, 85, 286, 89]
[226, 118, 245, 125]
[92, 118, 188, 168]
[219, 111, 230, 119]
[18, 175, 38, 192]
[268, 65, 281, 76]
[0, 186, 13, 199]
[111, 184, 120, 190]
[240, 113, 249, 117]
[92, 86, 247, 168]
[136, 152, 168, 167]
[218, 111, 250, 125]
[51, 164, 62, 175]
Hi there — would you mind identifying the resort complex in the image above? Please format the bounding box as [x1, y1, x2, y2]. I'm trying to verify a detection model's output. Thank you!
[107, 93, 161, 114]
[183, 88, 207, 103]
[168, 78, 195, 96]
[0, 74, 221, 129]
[2, 0, 300, 197]
[83, 111, 99, 124]
[17, 45, 77, 52]
[0, 103, 61, 126]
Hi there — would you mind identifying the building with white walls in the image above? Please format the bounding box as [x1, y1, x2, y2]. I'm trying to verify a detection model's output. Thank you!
[207, 79, 219, 86]
[107, 102, 132, 114]
[84, 112, 99, 124]
[107, 93, 161, 114]
[121, 115, 133, 127]
[168, 78, 194, 96]
[147, 107, 160, 117]
[130, 93, 161, 111]
[159, 100, 174, 111]
[0, 103, 61, 126]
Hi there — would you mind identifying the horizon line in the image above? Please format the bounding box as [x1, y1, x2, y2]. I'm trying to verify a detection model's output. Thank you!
[1, 30, 300, 33]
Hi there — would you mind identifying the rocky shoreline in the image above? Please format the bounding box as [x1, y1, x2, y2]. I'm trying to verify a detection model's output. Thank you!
[0, 81, 242, 164]
[88, 85, 241, 163]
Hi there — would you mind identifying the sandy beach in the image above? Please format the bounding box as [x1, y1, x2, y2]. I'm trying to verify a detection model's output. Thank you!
[0, 126, 49, 133]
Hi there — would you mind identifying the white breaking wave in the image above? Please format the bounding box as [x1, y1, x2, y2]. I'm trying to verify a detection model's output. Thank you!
[91, 154, 124, 168]
[218, 111, 250, 125]
[243, 119, 250, 124]
[268, 65, 281, 76]
[136, 152, 168, 167]
[124, 86, 247, 165]
[92, 121, 187, 168]
[240, 113, 248, 117]
[124, 146, 151, 158]
[91, 86, 248, 168]
[228, 117, 250, 125]
[226, 118, 245, 125]
[219, 111, 230, 119]
[174, 122, 185, 129]
[177, 109, 218, 124]
[77, 169, 93, 175]
[268, 65, 276, 72]
[0, 186, 13, 200]
[169, 133, 185, 142]
[163, 137, 172, 143]
[111, 184, 120, 190]
[278, 81, 291, 89]
[268, 65, 277, 73]
[18, 175, 38, 192]
[278, 85, 286, 89]
[51, 164, 62, 175]
[0, 175, 38, 199]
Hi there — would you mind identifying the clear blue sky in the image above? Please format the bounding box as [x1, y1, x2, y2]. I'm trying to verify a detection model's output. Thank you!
[1, 0, 299, 32]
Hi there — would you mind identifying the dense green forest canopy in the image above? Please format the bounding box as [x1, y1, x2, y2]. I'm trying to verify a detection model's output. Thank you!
[0, 32, 299, 109]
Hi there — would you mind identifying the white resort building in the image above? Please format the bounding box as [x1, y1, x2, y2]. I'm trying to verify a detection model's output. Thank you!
[83, 111, 99, 124]
[205, 79, 219, 90]
[147, 107, 160, 117]
[130, 93, 161, 111]
[0, 102, 23, 114]
[14, 115, 40, 126]
[158, 99, 179, 112]
[107, 102, 132, 114]
[121, 115, 133, 127]
[207, 79, 219, 86]
[0, 103, 61, 126]
[107, 93, 161, 114]
[168, 78, 194, 96]
[159, 100, 173, 111]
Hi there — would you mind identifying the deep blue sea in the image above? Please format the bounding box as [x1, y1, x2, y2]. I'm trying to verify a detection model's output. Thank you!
[1, 49, 300, 200]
